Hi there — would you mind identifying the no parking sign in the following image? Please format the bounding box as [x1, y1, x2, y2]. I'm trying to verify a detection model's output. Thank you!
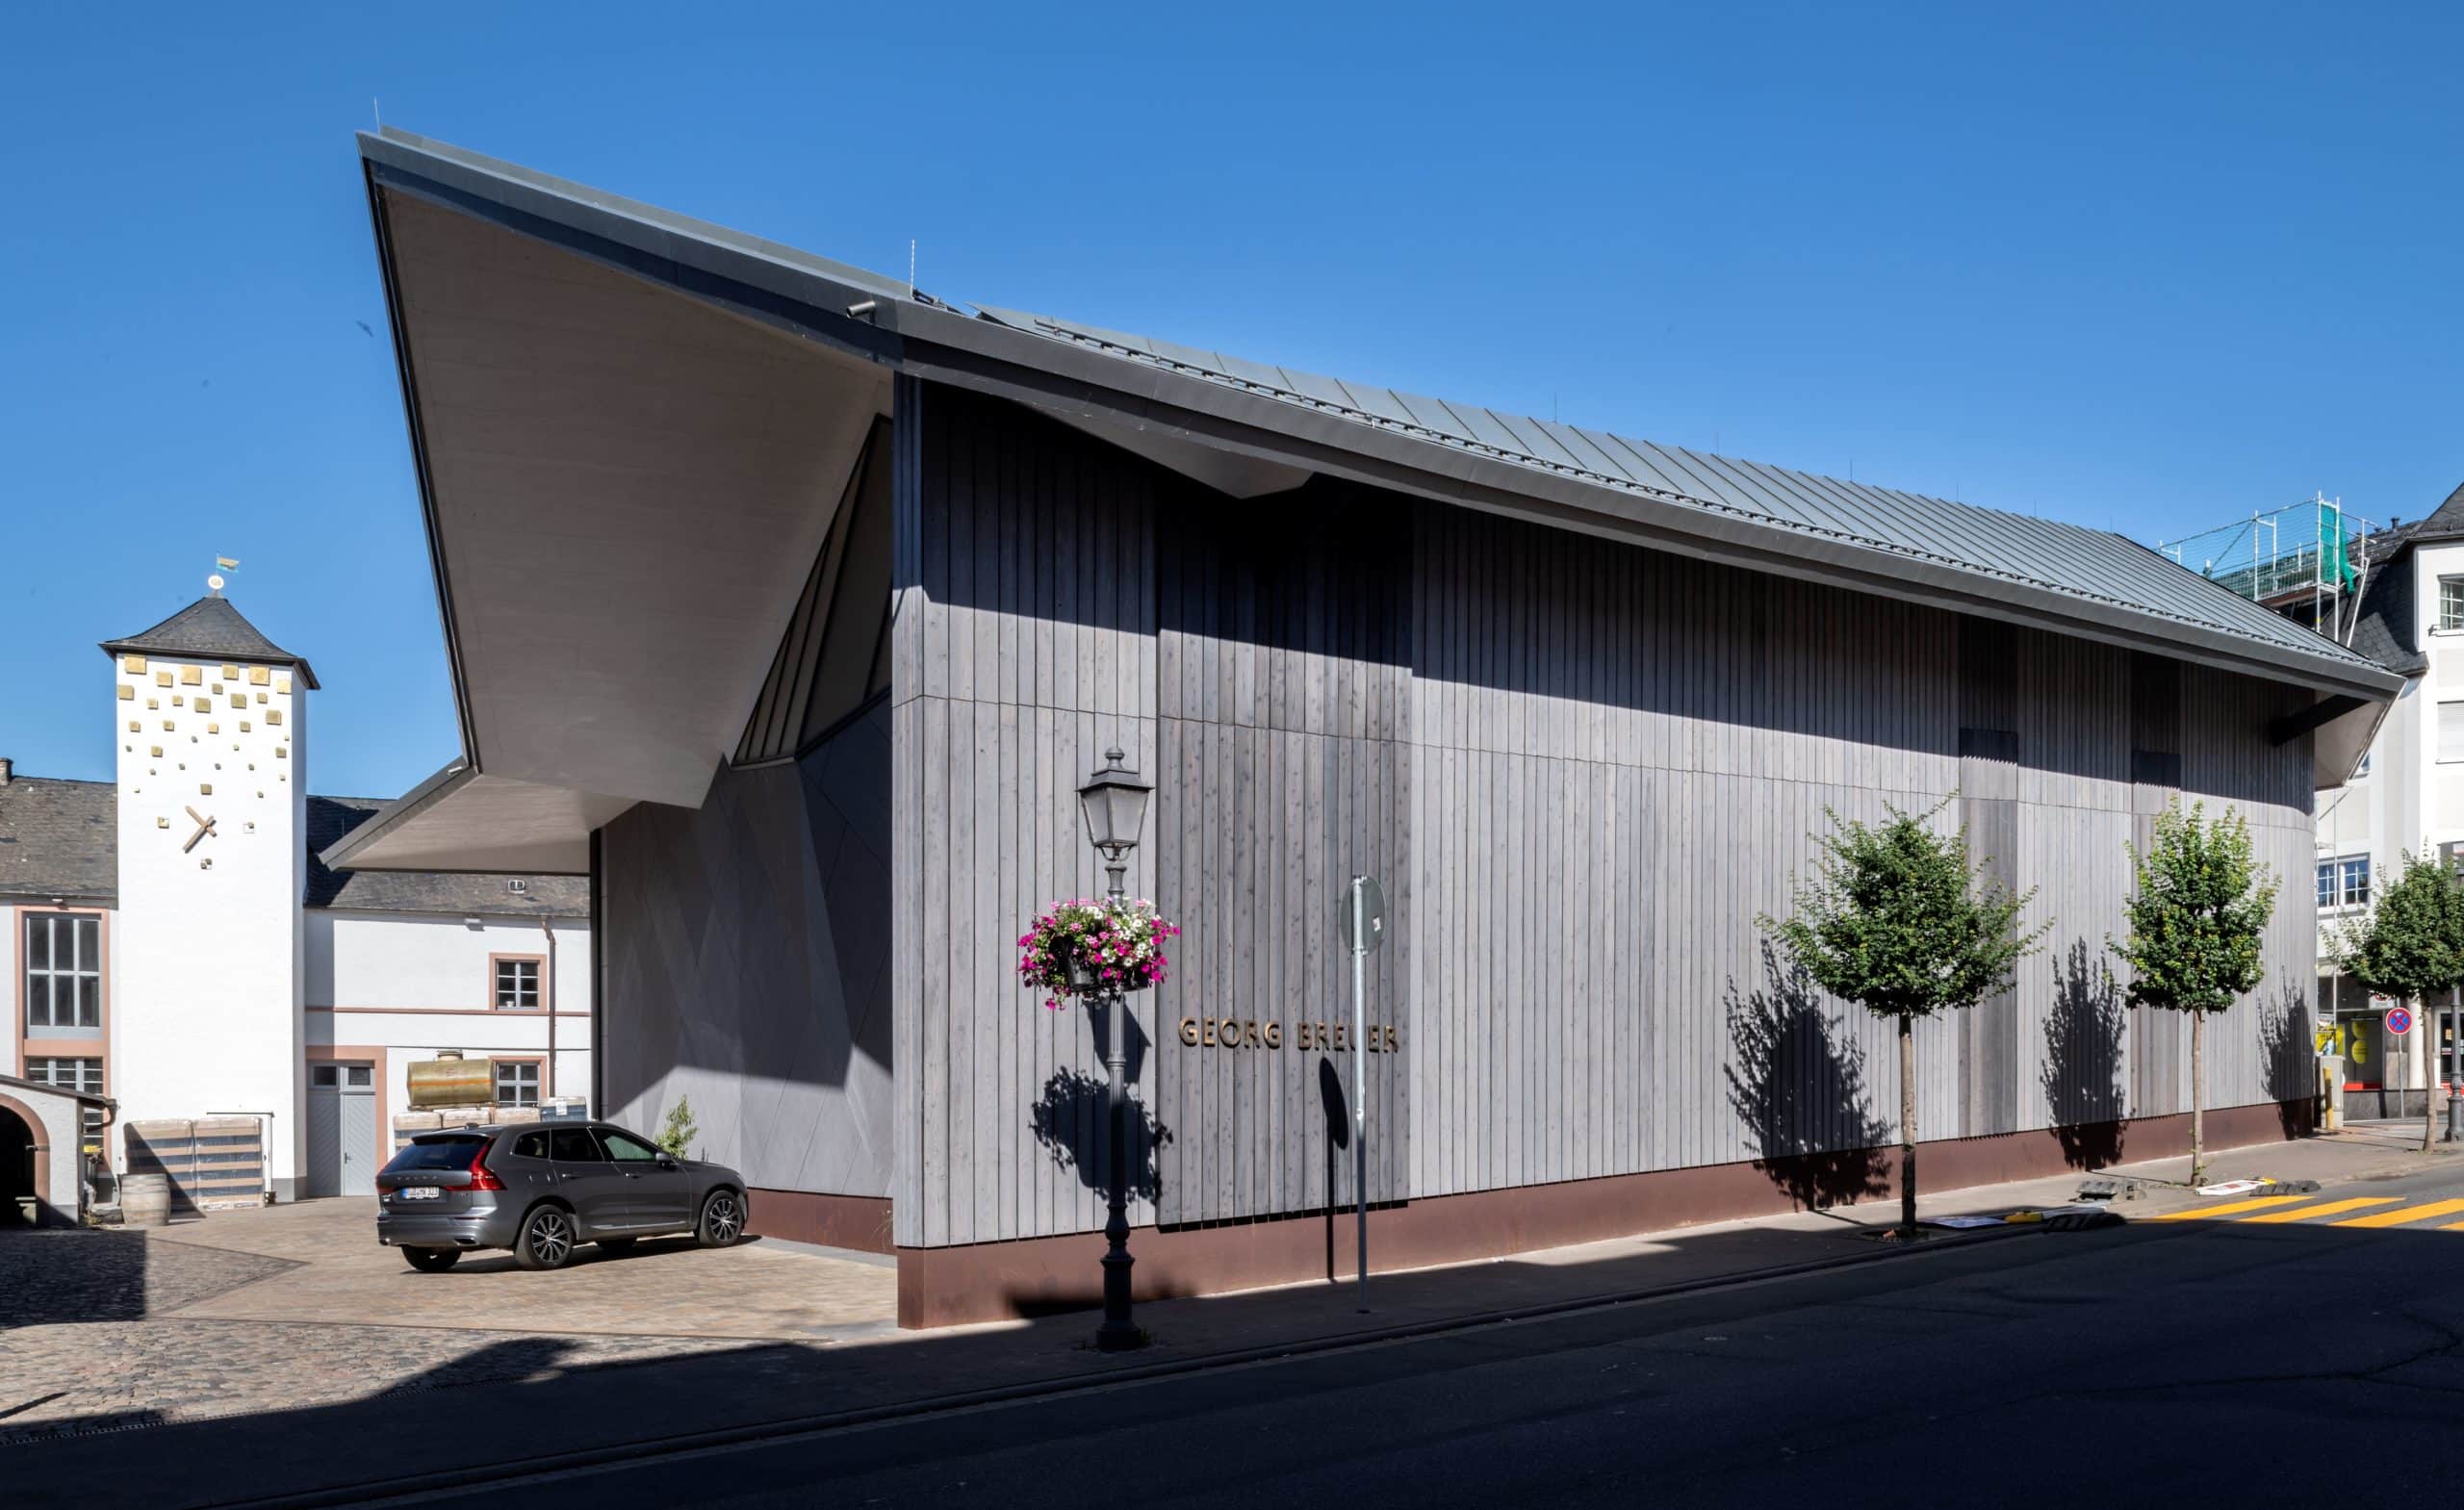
[2388, 1005, 2415, 1037]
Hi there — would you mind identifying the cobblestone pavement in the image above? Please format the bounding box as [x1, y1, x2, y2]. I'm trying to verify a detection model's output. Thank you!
[0, 1200, 897, 1445]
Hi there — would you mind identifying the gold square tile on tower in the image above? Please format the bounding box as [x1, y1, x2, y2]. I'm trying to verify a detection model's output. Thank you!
[268, 709, 283, 726]
[248, 666, 270, 686]
[199, 782, 213, 795]
[121, 655, 146, 674]
[117, 684, 135, 701]
[274, 674, 292, 694]
[221, 665, 239, 680]
[179, 665, 201, 685]
[155, 670, 172, 687]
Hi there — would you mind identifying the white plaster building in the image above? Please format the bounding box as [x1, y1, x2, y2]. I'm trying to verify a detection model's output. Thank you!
[0, 591, 590, 1219]
[2315, 484, 2464, 1115]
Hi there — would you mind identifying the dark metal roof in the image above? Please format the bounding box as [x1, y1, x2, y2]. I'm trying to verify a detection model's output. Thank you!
[99, 596, 321, 688]
[975, 303, 2388, 686]
[354, 127, 2404, 705]
[306, 796, 589, 917]
[0, 773, 585, 916]
[0, 777, 116, 902]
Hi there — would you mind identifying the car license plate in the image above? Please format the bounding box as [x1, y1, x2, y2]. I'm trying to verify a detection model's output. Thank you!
[398, 1187, 441, 1201]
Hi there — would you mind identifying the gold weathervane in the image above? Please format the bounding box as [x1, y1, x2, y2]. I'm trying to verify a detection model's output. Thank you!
[208, 556, 239, 595]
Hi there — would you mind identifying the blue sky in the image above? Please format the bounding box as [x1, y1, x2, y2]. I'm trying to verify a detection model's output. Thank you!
[4, 4, 2458, 795]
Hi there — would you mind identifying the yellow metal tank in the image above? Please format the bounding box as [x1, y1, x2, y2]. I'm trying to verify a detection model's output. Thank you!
[404, 1051, 494, 1110]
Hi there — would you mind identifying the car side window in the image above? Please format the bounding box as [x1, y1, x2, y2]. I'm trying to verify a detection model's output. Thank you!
[512, 1131, 550, 1160]
[549, 1127, 604, 1163]
[598, 1129, 663, 1164]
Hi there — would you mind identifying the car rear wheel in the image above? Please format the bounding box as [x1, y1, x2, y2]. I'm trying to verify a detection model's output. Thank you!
[697, 1189, 745, 1248]
[402, 1246, 461, 1273]
[515, 1205, 578, 1270]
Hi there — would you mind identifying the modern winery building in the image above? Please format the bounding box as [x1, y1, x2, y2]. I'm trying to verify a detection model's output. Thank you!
[327, 129, 2400, 1326]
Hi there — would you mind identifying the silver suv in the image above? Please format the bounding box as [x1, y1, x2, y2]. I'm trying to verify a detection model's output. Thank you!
[375, 1121, 749, 1271]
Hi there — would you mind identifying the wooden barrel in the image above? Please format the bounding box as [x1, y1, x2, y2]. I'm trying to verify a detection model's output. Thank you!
[122, 1173, 171, 1228]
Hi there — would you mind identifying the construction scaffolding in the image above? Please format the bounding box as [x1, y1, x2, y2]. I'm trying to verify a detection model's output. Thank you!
[2156, 494, 2376, 645]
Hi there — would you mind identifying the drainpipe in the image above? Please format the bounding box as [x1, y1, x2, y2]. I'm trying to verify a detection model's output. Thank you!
[542, 913, 557, 1101]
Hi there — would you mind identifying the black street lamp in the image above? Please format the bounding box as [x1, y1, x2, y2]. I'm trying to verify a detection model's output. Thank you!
[1078, 746, 1151, 1352]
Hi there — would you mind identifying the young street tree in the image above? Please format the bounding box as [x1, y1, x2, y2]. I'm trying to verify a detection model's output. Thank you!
[1761, 803, 2045, 1238]
[2110, 802, 2278, 1188]
[2339, 850, 2464, 1153]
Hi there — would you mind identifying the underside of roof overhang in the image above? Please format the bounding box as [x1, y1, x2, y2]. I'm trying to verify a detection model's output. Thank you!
[374, 179, 889, 806]
[318, 761, 629, 876]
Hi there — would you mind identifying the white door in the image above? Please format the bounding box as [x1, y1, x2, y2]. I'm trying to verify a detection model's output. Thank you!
[307, 1063, 377, 1198]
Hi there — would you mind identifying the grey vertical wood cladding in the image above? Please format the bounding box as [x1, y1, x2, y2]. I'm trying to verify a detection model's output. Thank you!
[890, 379, 2323, 1249]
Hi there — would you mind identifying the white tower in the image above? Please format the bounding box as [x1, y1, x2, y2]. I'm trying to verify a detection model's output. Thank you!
[103, 587, 314, 1200]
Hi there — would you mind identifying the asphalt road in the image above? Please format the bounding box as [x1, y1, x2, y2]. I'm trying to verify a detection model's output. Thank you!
[334, 1163, 2464, 1509]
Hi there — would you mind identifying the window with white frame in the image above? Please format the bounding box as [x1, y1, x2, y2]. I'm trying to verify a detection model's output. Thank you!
[23, 913, 101, 1029]
[26, 1057, 103, 1095]
[493, 957, 541, 1011]
[2319, 855, 2371, 909]
[2443, 704, 2464, 763]
[2441, 576, 2464, 631]
[494, 1060, 541, 1107]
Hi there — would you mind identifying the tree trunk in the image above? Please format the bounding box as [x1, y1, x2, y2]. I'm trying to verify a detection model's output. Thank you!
[1899, 1016, 1917, 1239]
[2189, 1011, 2207, 1189]
[2425, 996, 2439, 1155]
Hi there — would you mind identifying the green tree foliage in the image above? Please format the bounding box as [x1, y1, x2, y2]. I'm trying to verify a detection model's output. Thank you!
[1760, 803, 2046, 1236]
[655, 1095, 699, 1159]
[2111, 802, 2277, 1185]
[2339, 850, 2464, 1152]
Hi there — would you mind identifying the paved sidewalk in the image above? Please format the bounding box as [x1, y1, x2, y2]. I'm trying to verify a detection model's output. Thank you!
[8, 1124, 2457, 1505]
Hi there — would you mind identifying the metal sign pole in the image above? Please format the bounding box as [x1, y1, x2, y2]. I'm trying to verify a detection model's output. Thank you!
[1352, 876, 1369, 1313]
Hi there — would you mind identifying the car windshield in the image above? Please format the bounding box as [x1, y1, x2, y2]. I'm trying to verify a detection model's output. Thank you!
[384, 1135, 485, 1173]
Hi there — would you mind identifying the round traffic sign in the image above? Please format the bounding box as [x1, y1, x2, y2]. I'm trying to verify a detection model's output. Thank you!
[2387, 1006, 2415, 1037]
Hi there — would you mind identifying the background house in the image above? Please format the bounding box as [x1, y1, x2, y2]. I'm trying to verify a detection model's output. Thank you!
[0, 591, 589, 1219]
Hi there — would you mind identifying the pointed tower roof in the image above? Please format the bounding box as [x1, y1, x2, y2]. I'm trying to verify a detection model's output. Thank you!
[99, 596, 320, 688]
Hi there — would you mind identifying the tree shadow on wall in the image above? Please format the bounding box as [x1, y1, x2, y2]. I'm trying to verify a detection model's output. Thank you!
[1722, 947, 1892, 1211]
[2259, 984, 2319, 1140]
[2041, 940, 2127, 1169]
[1028, 1069, 1172, 1205]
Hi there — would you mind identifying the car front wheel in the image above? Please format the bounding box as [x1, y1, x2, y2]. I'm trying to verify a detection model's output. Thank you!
[402, 1246, 461, 1273]
[697, 1189, 745, 1248]
[515, 1205, 578, 1270]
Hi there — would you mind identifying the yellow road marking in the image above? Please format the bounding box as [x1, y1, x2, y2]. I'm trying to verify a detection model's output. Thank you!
[2239, 1197, 2400, 1223]
[2151, 1195, 2309, 1220]
[2330, 1197, 2464, 1229]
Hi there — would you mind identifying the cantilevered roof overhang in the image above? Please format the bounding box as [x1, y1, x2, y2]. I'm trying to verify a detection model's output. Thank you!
[336, 127, 2400, 871]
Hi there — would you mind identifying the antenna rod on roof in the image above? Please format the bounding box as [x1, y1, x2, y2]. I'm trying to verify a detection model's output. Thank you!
[909, 239, 916, 297]
[373, 97, 380, 127]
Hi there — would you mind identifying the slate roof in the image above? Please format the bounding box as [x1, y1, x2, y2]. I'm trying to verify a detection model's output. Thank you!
[306, 797, 589, 917]
[99, 596, 321, 688]
[0, 777, 116, 901]
[0, 776, 586, 916]
[2340, 481, 2464, 678]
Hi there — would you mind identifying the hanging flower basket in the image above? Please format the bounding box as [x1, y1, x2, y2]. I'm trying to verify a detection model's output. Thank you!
[1017, 898, 1179, 1010]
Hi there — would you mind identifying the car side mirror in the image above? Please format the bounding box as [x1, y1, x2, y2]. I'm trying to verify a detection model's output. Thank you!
[659, 1157, 679, 1170]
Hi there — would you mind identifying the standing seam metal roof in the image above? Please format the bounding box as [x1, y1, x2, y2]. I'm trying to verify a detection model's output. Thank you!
[968, 305, 2382, 678]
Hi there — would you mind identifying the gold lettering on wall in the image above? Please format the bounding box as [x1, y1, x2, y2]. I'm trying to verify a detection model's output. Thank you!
[1174, 1017, 1403, 1053]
